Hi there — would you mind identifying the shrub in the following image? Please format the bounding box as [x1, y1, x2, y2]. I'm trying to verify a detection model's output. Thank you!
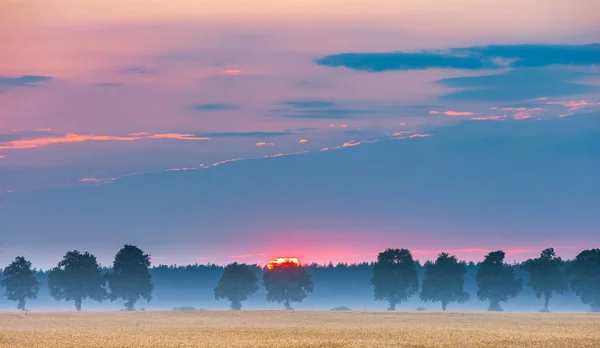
[172, 306, 197, 311]
[331, 306, 352, 311]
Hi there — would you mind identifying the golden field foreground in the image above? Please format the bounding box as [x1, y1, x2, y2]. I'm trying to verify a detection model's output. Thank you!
[0, 311, 599, 348]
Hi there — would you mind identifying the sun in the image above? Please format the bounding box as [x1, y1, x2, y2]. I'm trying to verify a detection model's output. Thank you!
[266, 257, 300, 270]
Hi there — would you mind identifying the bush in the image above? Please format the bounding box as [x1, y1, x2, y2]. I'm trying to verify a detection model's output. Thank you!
[172, 306, 197, 311]
[330, 306, 352, 311]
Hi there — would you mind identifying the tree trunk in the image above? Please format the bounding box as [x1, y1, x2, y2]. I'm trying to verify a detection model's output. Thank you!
[442, 301, 448, 311]
[17, 299, 25, 311]
[542, 293, 551, 312]
[388, 301, 396, 311]
[284, 298, 292, 310]
[230, 300, 242, 310]
[488, 300, 502, 312]
[125, 298, 136, 311]
[75, 298, 82, 312]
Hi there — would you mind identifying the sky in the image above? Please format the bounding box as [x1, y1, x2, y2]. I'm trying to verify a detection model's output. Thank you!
[1, 0, 599, 269]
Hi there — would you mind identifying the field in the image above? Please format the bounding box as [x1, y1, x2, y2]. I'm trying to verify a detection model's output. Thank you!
[0, 311, 599, 347]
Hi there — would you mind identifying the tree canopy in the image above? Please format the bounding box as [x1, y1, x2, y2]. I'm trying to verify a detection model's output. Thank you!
[570, 248, 600, 312]
[521, 248, 568, 312]
[420, 252, 470, 311]
[48, 250, 107, 311]
[263, 260, 313, 310]
[214, 262, 259, 310]
[106, 244, 153, 310]
[0, 256, 39, 311]
[476, 250, 522, 311]
[371, 248, 419, 311]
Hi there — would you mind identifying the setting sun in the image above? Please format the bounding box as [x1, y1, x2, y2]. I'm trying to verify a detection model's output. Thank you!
[266, 257, 300, 270]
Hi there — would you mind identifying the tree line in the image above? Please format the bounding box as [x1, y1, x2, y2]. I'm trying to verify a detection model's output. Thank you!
[1, 246, 599, 312]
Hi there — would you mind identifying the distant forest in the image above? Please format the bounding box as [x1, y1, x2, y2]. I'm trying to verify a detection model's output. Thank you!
[1, 246, 598, 312]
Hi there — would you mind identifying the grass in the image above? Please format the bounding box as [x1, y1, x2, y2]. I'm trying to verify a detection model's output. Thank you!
[0, 311, 599, 347]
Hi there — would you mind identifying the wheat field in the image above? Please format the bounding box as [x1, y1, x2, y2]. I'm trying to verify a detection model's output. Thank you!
[0, 311, 599, 347]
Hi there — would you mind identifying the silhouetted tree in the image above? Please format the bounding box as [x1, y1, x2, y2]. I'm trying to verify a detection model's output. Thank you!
[420, 252, 470, 311]
[0, 257, 39, 311]
[476, 250, 522, 311]
[570, 248, 600, 312]
[263, 260, 313, 310]
[371, 248, 419, 311]
[48, 250, 107, 311]
[521, 248, 568, 312]
[106, 244, 153, 310]
[214, 262, 259, 310]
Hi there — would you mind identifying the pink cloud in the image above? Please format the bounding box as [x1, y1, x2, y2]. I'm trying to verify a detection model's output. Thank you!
[558, 112, 575, 118]
[78, 177, 110, 185]
[428, 110, 440, 115]
[165, 167, 196, 172]
[264, 150, 308, 159]
[409, 133, 433, 138]
[527, 97, 548, 101]
[223, 69, 242, 76]
[299, 139, 308, 143]
[471, 116, 505, 121]
[501, 107, 544, 111]
[256, 141, 274, 147]
[392, 131, 414, 137]
[497, 107, 544, 120]
[0, 132, 210, 151]
[212, 157, 244, 167]
[341, 141, 361, 148]
[444, 111, 474, 116]
[0, 155, 5, 159]
[513, 112, 532, 120]
[0, 133, 137, 150]
[546, 100, 595, 111]
[147, 133, 210, 141]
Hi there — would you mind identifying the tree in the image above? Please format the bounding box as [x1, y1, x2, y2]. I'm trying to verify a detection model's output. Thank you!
[263, 260, 313, 310]
[476, 250, 522, 311]
[420, 252, 470, 311]
[371, 248, 419, 311]
[570, 248, 600, 312]
[521, 248, 568, 312]
[214, 262, 259, 310]
[48, 250, 107, 311]
[106, 244, 153, 311]
[1, 257, 39, 311]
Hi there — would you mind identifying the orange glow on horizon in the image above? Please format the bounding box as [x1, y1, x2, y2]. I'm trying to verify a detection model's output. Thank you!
[266, 257, 300, 270]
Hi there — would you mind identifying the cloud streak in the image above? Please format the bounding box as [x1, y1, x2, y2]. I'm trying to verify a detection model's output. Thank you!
[0, 75, 52, 88]
[444, 111, 475, 116]
[437, 68, 597, 101]
[315, 43, 600, 72]
[0, 132, 209, 151]
[192, 104, 238, 111]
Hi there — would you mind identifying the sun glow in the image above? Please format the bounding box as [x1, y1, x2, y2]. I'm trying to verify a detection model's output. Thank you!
[266, 257, 300, 270]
